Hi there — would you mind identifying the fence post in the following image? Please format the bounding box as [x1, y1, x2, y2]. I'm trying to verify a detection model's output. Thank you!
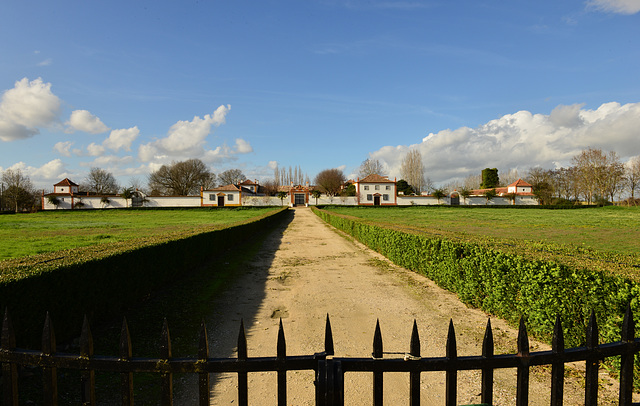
[619, 305, 634, 406]
[277, 319, 287, 406]
[409, 320, 421, 406]
[2, 309, 19, 406]
[445, 319, 457, 406]
[515, 318, 529, 406]
[198, 321, 210, 406]
[237, 319, 248, 406]
[160, 319, 173, 406]
[585, 311, 599, 406]
[80, 316, 95, 405]
[42, 313, 58, 406]
[550, 315, 564, 406]
[372, 319, 383, 406]
[120, 318, 134, 406]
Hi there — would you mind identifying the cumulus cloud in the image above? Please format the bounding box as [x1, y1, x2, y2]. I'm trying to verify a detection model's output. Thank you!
[0, 77, 62, 141]
[65, 110, 110, 134]
[87, 142, 106, 156]
[5, 159, 71, 187]
[103, 126, 140, 152]
[368, 102, 640, 185]
[53, 141, 74, 157]
[137, 105, 250, 165]
[587, 0, 640, 14]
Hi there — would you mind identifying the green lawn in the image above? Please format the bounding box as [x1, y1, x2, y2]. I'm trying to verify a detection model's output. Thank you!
[0, 207, 281, 260]
[324, 206, 640, 256]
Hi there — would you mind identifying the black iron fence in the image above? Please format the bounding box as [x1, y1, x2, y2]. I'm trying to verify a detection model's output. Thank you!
[1, 307, 640, 406]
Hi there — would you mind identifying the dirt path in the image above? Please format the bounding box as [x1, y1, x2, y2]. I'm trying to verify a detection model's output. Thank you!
[178, 207, 624, 405]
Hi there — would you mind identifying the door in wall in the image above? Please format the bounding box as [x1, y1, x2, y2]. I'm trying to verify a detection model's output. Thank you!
[294, 193, 305, 206]
[218, 196, 225, 207]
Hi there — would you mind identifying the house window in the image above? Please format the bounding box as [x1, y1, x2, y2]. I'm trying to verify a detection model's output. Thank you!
[383, 194, 389, 201]
[209, 194, 215, 201]
[375, 185, 380, 190]
[367, 194, 372, 201]
[364, 185, 369, 190]
[386, 185, 390, 190]
[228, 194, 234, 201]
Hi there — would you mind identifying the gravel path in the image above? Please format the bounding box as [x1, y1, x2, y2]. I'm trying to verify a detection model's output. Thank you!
[178, 207, 624, 405]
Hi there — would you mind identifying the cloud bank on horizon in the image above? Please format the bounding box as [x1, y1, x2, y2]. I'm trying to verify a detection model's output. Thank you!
[368, 101, 640, 185]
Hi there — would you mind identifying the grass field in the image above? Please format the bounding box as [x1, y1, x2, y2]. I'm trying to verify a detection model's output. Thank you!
[0, 207, 281, 260]
[322, 205, 640, 278]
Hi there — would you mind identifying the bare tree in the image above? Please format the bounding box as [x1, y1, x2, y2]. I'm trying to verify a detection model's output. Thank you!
[358, 158, 384, 178]
[2, 169, 36, 212]
[82, 167, 119, 194]
[314, 168, 345, 197]
[526, 167, 555, 205]
[218, 169, 246, 186]
[462, 173, 483, 190]
[400, 150, 425, 193]
[148, 159, 215, 195]
[626, 156, 640, 201]
[571, 148, 624, 203]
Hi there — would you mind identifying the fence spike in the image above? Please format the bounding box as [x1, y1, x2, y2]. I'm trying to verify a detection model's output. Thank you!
[622, 304, 635, 343]
[199, 320, 209, 360]
[517, 317, 529, 357]
[2, 308, 16, 349]
[481, 319, 494, 406]
[482, 319, 493, 358]
[410, 319, 420, 358]
[446, 319, 456, 359]
[325, 314, 334, 356]
[586, 311, 598, 350]
[80, 315, 94, 358]
[552, 315, 564, 353]
[161, 318, 172, 359]
[120, 317, 132, 359]
[373, 319, 383, 359]
[237, 319, 247, 360]
[42, 312, 56, 355]
[277, 318, 286, 359]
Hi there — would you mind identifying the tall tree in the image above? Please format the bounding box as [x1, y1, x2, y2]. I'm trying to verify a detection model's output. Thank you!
[480, 168, 499, 189]
[314, 168, 345, 197]
[218, 169, 246, 186]
[400, 150, 425, 193]
[82, 167, 119, 194]
[526, 167, 555, 205]
[358, 158, 384, 178]
[2, 169, 36, 212]
[148, 159, 215, 195]
[571, 148, 623, 203]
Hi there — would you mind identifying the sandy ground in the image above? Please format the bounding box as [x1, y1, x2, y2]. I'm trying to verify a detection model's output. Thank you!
[177, 207, 627, 405]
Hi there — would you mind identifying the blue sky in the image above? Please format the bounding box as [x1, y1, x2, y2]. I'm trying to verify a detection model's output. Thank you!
[1, 0, 639, 190]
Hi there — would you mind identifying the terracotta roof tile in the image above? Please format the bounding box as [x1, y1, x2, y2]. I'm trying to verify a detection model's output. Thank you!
[54, 178, 78, 187]
[358, 174, 393, 183]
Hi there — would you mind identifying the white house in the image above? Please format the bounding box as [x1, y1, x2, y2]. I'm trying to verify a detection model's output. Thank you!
[355, 174, 397, 206]
[202, 184, 242, 207]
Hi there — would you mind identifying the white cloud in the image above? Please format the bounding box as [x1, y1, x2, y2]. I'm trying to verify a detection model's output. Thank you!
[0, 77, 62, 141]
[38, 58, 53, 67]
[369, 101, 640, 185]
[103, 126, 139, 152]
[65, 110, 110, 134]
[587, 0, 640, 14]
[87, 155, 135, 167]
[234, 138, 253, 154]
[54, 141, 74, 157]
[87, 142, 106, 156]
[4, 159, 71, 188]
[268, 160, 279, 170]
[138, 105, 243, 165]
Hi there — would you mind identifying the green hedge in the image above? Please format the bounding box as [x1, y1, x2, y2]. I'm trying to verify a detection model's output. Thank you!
[1, 208, 288, 347]
[313, 207, 639, 361]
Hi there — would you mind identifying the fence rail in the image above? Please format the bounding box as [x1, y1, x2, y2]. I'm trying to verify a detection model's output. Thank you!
[1, 307, 639, 405]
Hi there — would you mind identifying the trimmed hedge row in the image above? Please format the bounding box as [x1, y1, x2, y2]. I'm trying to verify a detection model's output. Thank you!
[1, 208, 289, 347]
[313, 208, 639, 353]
